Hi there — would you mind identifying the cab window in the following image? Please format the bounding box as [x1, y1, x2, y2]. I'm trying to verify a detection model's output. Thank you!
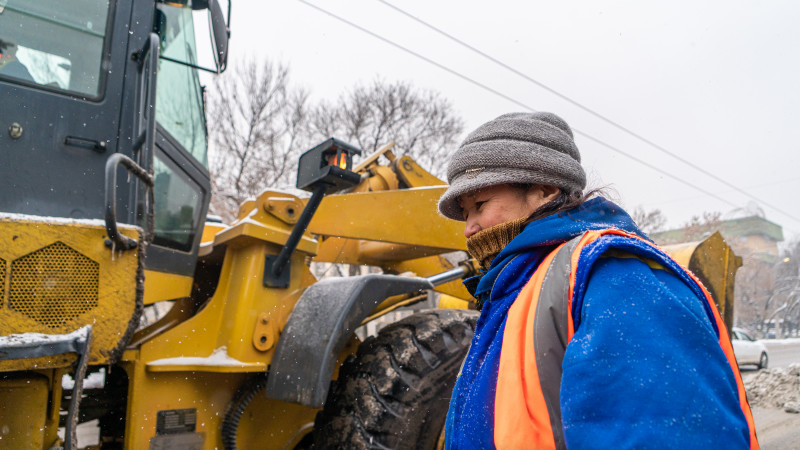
[152, 148, 202, 252]
[154, 2, 208, 167]
[0, 0, 112, 97]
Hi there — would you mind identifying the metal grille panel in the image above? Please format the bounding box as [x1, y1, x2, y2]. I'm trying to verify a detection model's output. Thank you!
[0, 257, 6, 302]
[9, 242, 99, 328]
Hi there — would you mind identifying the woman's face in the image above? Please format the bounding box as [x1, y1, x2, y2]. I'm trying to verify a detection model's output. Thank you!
[459, 184, 559, 238]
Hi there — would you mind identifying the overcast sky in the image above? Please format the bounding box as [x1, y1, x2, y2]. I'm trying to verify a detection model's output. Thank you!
[216, 0, 800, 239]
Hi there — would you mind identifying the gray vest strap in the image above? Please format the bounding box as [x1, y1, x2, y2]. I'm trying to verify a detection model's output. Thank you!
[534, 234, 584, 450]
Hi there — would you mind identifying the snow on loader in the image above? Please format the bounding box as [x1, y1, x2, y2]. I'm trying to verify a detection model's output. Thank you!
[0, 1, 740, 448]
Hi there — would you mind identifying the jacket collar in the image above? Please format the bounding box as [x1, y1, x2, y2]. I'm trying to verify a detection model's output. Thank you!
[469, 197, 647, 306]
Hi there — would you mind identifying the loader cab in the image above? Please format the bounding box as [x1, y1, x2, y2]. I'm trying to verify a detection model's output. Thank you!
[0, 0, 228, 282]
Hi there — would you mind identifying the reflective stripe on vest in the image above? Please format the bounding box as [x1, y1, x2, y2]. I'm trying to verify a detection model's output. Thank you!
[492, 229, 758, 450]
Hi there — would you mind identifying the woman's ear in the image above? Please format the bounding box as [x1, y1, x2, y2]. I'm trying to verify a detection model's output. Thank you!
[540, 184, 560, 200]
[527, 184, 560, 204]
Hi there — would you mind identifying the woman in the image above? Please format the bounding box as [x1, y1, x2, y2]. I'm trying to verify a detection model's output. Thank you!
[438, 112, 757, 449]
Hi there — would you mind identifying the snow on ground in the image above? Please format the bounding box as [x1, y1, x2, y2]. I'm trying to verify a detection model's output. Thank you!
[744, 363, 800, 412]
[742, 364, 800, 448]
[62, 368, 106, 390]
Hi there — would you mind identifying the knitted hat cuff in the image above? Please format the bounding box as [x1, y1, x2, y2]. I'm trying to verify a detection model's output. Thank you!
[439, 167, 583, 220]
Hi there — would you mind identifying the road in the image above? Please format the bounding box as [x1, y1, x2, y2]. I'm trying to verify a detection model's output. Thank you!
[763, 339, 800, 368]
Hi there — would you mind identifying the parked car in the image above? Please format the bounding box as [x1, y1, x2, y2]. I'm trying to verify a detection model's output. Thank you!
[731, 328, 769, 369]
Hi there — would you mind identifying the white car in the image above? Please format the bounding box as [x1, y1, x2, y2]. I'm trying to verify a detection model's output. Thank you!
[731, 328, 768, 369]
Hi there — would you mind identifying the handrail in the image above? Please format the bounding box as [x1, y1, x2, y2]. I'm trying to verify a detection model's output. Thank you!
[104, 153, 154, 251]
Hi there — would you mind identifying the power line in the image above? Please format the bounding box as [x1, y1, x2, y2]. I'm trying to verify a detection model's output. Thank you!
[664, 177, 800, 204]
[373, 0, 800, 226]
[299, 0, 739, 209]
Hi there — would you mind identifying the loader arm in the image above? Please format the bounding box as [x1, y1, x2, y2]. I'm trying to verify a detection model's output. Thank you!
[308, 186, 464, 253]
[305, 145, 474, 304]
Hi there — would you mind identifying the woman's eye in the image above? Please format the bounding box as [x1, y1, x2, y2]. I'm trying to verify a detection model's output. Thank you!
[476, 201, 486, 209]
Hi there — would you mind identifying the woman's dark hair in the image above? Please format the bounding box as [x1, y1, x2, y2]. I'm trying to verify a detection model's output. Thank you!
[510, 184, 604, 226]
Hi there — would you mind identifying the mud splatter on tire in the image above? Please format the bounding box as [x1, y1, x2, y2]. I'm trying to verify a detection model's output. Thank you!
[313, 309, 478, 449]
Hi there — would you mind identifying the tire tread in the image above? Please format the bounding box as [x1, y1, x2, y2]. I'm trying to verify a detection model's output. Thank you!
[313, 309, 478, 449]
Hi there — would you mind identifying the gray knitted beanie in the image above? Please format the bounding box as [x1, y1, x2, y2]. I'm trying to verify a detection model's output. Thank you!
[438, 112, 586, 221]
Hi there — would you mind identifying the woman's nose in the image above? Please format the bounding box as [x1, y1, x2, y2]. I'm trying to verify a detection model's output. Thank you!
[464, 219, 481, 238]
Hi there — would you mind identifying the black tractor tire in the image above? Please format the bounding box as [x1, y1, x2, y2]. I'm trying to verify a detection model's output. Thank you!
[312, 308, 479, 450]
[758, 352, 768, 370]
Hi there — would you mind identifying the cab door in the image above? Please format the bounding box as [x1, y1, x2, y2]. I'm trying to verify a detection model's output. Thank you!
[0, 0, 131, 219]
[132, 1, 212, 298]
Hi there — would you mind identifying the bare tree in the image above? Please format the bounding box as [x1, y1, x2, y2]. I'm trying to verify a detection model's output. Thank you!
[734, 249, 778, 332]
[769, 240, 800, 337]
[207, 59, 311, 220]
[630, 206, 667, 235]
[681, 211, 723, 241]
[207, 71, 465, 221]
[309, 79, 464, 177]
[728, 237, 800, 337]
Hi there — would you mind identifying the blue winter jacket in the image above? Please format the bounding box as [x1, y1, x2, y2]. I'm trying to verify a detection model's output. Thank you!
[444, 197, 752, 449]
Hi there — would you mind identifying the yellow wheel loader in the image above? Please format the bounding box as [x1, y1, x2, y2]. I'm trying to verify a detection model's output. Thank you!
[0, 2, 479, 448]
[0, 1, 740, 449]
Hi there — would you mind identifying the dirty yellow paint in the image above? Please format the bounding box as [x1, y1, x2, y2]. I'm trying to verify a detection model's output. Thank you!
[0, 217, 140, 368]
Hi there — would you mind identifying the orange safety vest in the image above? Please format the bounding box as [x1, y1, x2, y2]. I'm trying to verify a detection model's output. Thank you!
[492, 229, 758, 449]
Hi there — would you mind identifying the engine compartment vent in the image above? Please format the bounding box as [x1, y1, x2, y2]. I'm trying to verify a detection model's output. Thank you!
[8, 241, 99, 328]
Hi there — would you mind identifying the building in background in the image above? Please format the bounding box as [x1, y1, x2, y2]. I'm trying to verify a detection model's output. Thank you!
[651, 215, 784, 263]
[651, 215, 790, 336]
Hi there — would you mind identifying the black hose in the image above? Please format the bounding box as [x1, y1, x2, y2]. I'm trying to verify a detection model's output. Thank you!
[221, 373, 268, 450]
